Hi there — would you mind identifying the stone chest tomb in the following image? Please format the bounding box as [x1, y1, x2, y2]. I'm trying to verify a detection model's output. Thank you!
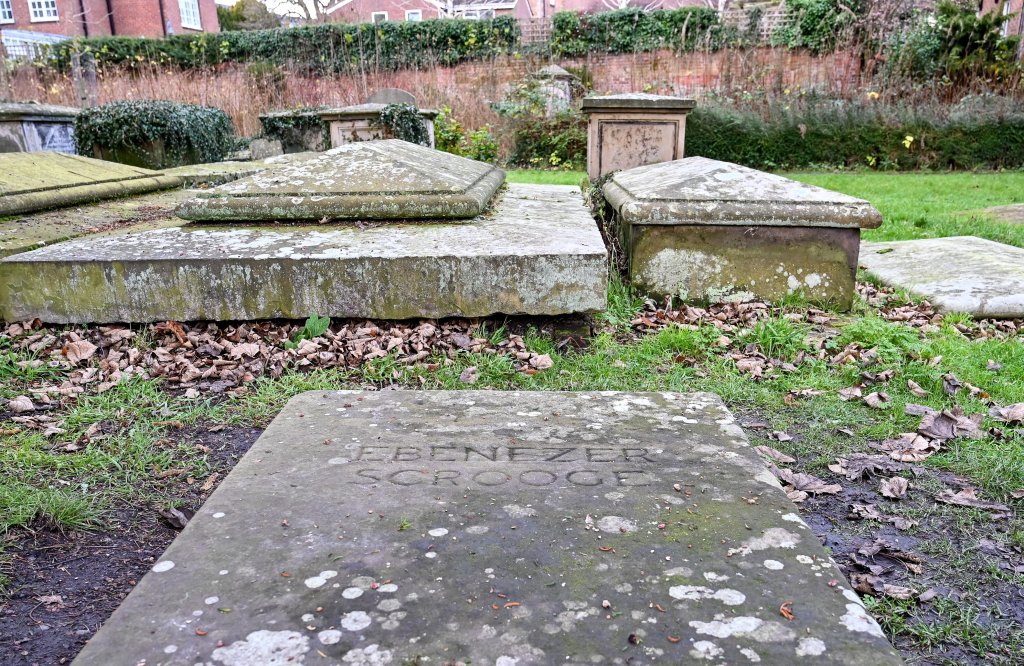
[0, 102, 79, 154]
[605, 157, 883, 309]
[0, 140, 607, 323]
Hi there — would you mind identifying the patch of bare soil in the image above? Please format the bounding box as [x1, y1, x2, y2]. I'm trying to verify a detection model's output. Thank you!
[0, 425, 261, 666]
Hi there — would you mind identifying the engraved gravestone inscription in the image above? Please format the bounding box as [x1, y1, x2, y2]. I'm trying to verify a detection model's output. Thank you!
[71, 391, 901, 666]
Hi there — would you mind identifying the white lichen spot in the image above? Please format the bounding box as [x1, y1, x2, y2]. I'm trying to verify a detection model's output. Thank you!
[378, 583, 398, 593]
[211, 629, 309, 665]
[740, 647, 762, 662]
[841, 603, 885, 637]
[689, 640, 724, 660]
[596, 516, 637, 533]
[703, 572, 729, 582]
[763, 559, 784, 570]
[301, 613, 315, 623]
[341, 611, 372, 632]
[377, 599, 401, 612]
[164, 645, 178, 654]
[204, 596, 219, 605]
[503, 504, 537, 518]
[342, 587, 364, 599]
[496, 657, 519, 666]
[728, 528, 801, 556]
[796, 637, 827, 656]
[689, 616, 762, 638]
[668, 585, 746, 606]
[219, 570, 229, 576]
[842, 588, 864, 606]
[304, 570, 338, 589]
[428, 528, 449, 537]
[663, 566, 694, 578]
[466, 525, 489, 534]
[212, 512, 226, 518]
[318, 630, 342, 645]
[604, 492, 625, 502]
[796, 555, 814, 565]
[781, 513, 802, 523]
[341, 643, 393, 665]
[152, 560, 175, 573]
[350, 576, 375, 589]
[424, 552, 438, 559]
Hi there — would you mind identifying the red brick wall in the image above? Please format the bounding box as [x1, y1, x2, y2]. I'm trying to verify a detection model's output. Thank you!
[0, 0, 218, 36]
[980, 0, 1024, 37]
[327, 0, 445, 24]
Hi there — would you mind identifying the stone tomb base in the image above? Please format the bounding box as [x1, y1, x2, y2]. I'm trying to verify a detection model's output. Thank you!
[0, 184, 607, 323]
[629, 225, 860, 308]
[72, 391, 900, 666]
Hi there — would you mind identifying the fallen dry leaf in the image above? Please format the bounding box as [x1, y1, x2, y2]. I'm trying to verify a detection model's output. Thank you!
[754, 445, 795, 464]
[529, 354, 554, 370]
[863, 392, 891, 409]
[773, 467, 842, 495]
[918, 408, 984, 441]
[829, 454, 905, 480]
[906, 379, 928, 398]
[880, 433, 939, 462]
[838, 386, 863, 401]
[63, 340, 98, 364]
[459, 366, 479, 384]
[879, 477, 909, 499]
[935, 488, 1010, 513]
[7, 395, 35, 413]
[989, 403, 1024, 424]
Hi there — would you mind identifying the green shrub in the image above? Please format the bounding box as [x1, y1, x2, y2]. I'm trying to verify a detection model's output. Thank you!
[508, 111, 586, 170]
[75, 100, 234, 169]
[551, 7, 722, 56]
[259, 106, 329, 153]
[49, 16, 520, 74]
[771, 0, 861, 54]
[462, 126, 500, 163]
[377, 103, 429, 146]
[433, 107, 499, 163]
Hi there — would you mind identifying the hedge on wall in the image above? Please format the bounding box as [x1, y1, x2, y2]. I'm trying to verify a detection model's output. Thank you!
[49, 16, 520, 74]
[508, 106, 1024, 171]
[550, 8, 724, 56]
[75, 100, 235, 169]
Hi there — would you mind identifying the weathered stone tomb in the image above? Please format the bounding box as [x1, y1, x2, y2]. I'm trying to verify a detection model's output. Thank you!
[0, 102, 78, 154]
[71, 390, 902, 665]
[604, 157, 883, 309]
[0, 141, 607, 323]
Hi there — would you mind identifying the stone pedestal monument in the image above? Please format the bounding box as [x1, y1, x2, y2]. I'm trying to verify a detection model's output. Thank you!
[581, 93, 695, 180]
[0, 102, 79, 154]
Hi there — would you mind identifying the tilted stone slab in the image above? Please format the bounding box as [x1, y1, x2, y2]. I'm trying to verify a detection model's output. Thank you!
[158, 153, 320, 187]
[604, 158, 882, 309]
[861, 236, 1024, 318]
[0, 152, 182, 217]
[71, 390, 902, 666]
[604, 157, 882, 229]
[0, 184, 607, 323]
[0, 188, 192, 259]
[176, 140, 505, 222]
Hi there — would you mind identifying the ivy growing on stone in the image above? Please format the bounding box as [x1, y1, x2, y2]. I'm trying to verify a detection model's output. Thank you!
[75, 100, 234, 169]
[377, 104, 430, 146]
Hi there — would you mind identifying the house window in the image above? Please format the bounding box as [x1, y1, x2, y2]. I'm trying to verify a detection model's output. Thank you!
[179, 0, 202, 30]
[371, 11, 388, 23]
[405, 9, 422, 21]
[1001, 1, 1012, 38]
[28, 0, 59, 22]
[0, 0, 14, 23]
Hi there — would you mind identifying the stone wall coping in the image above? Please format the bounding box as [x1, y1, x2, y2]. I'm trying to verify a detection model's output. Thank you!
[604, 157, 882, 229]
[582, 93, 696, 113]
[0, 102, 80, 120]
[319, 103, 440, 121]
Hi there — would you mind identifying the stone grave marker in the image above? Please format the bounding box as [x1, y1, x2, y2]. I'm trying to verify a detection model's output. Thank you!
[0, 102, 79, 154]
[367, 88, 417, 105]
[604, 157, 883, 309]
[861, 236, 1024, 318]
[0, 152, 182, 217]
[72, 390, 901, 666]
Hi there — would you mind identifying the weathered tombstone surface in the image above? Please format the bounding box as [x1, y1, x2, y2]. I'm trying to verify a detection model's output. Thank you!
[72, 390, 901, 666]
[320, 105, 439, 150]
[860, 236, 1024, 318]
[0, 183, 607, 323]
[259, 109, 331, 154]
[0, 152, 182, 217]
[176, 140, 505, 221]
[0, 102, 79, 154]
[248, 137, 284, 160]
[367, 88, 417, 105]
[581, 93, 695, 180]
[159, 152, 321, 188]
[605, 157, 882, 309]
[532, 65, 578, 116]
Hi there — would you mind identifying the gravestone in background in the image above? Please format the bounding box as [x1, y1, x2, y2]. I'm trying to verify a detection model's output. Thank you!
[0, 102, 79, 154]
[71, 391, 902, 666]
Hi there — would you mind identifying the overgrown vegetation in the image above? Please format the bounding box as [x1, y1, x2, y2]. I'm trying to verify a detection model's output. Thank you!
[75, 100, 235, 169]
[434, 107, 500, 163]
[258, 106, 329, 153]
[376, 103, 430, 146]
[550, 7, 723, 56]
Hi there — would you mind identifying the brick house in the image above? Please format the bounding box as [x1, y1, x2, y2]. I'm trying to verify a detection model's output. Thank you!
[325, 0, 531, 24]
[979, 0, 1024, 37]
[0, 0, 220, 38]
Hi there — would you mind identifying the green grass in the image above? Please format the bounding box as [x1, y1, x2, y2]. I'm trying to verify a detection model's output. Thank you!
[504, 169, 587, 186]
[790, 171, 1024, 247]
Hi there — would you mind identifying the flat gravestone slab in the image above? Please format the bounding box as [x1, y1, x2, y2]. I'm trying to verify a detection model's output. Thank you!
[158, 152, 320, 187]
[0, 152, 182, 216]
[0, 184, 607, 323]
[73, 391, 900, 666]
[861, 236, 1024, 318]
[176, 140, 504, 222]
[604, 157, 882, 229]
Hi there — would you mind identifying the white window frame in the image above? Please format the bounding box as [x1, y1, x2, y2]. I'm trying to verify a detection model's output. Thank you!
[178, 0, 202, 31]
[0, 0, 14, 24]
[405, 9, 422, 21]
[28, 0, 59, 23]
[371, 11, 388, 23]
[1001, 1, 1012, 38]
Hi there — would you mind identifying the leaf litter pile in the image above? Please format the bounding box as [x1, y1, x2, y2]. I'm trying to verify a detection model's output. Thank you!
[2, 281, 1024, 664]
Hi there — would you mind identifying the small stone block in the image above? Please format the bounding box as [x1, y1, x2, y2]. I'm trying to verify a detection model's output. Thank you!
[0, 184, 607, 323]
[175, 140, 502, 222]
[0, 152, 182, 216]
[860, 236, 1024, 318]
[71, 390, 901, 666]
